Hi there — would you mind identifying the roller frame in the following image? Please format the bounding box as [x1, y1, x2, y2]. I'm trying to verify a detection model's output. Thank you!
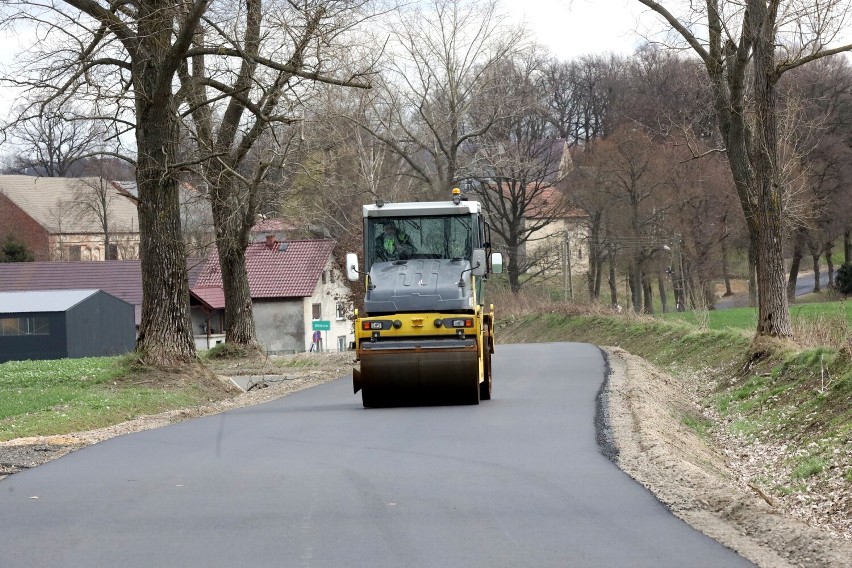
[353, 310, 489, 408]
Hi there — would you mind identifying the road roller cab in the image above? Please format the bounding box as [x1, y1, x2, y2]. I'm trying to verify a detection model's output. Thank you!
[346, 189, 503, 407]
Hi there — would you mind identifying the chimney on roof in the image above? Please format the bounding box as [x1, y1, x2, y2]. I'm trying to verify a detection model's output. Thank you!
[265, 234, 276, 249]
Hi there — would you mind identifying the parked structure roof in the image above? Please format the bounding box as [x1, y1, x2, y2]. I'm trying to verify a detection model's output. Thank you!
[0, 260, 206, 324]
[192, 239, 336, 308]
[0, 289, 101, 314]
[0, 175, 139, 233]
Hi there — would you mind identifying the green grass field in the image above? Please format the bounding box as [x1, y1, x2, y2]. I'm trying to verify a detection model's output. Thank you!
[0, 356, 206, 441]
[659, 299, 852, 333]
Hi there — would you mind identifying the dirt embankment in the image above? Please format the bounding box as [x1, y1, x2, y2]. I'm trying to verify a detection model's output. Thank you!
[604, 347, 852, 568]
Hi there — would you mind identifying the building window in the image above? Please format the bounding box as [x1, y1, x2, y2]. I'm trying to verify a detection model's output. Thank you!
[67, 245, 82, 261]
[0, 317, 50, 336]
[335, 303, 345, 320]
[107, 244, 119, 260]
[322, 270, 328, 284]
[312, 303, 321, 319]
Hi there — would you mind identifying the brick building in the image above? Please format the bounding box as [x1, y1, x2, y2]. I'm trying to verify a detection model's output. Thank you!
[0, 175, 140, 261]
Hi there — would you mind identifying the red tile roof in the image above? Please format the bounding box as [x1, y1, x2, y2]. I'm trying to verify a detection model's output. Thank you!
[192, 286, 226, 310]
[191, 239, 336, 308]
[251, 218, 297, 233]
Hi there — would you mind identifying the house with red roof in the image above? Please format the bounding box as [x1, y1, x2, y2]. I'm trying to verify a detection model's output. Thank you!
[190, 237, 353, 354]
[0, 237, 352, 354]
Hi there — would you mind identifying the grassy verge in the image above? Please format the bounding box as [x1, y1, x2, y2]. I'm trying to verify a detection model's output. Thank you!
[0, 355, 229, 441]
[0, 347, 354, 443]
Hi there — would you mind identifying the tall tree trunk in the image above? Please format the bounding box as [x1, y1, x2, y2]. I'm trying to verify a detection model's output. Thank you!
[749, 0, 792, 336]
[133, 16, 196, 365]
[811, 252, 822, 293]
[642, 270, 654, 314]
[630, 263, 643, 313]
[608, 245, 618, 307]
[748, 241, 758, 308]
[702, 280, 715, 310]
[507, 243, 522, 294]
[720, 235, 733, 296]
[195, 130, 260, 348]
[587, 239, 598, 298]
[211, 176, 258, 347]
[593, 258, 603, 298]
[657, 273, 668, 313]
[824, 241, 835, 288]
[787, 231, 803, 302]
[845, 229, 851, 263]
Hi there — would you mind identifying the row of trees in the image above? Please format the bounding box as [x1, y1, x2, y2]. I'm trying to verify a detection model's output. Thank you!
[1, 0, 851, 366]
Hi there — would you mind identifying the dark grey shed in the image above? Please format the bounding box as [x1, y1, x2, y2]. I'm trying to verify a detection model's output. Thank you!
[0, 289, 135, 363]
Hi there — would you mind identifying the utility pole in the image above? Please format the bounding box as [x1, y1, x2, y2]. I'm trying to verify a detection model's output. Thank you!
[567, 237, 573, 300]
[676, 234, 686, 312]
[563, 238, 574, 301]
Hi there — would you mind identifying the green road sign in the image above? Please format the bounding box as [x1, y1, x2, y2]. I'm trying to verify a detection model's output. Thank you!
[312, 320, 331, 331]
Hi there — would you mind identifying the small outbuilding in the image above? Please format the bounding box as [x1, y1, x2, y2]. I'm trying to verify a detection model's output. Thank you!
[0, 289, 135, 363]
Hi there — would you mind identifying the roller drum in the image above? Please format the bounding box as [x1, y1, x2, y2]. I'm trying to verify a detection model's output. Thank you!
[357, 345, 480, 407]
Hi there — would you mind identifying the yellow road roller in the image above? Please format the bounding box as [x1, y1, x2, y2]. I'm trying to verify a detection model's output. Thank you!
[346, 188, 503, 407]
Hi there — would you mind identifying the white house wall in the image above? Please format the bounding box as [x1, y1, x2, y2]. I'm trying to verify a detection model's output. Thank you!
[525, 218, 590, 275]
[303, 259, 354, 353]
[255, 299, 305, 354]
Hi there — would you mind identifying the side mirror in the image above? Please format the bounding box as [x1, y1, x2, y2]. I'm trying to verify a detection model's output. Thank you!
[346, 253, 360, 281]
[472, 248, 487, 276]
[490, 252, 503, 274]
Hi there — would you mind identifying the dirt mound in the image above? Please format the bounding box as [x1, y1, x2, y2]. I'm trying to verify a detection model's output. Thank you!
[112, 359, 240, 398]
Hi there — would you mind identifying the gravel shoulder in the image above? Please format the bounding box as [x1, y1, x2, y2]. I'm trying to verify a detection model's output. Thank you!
[2, 348, 851, 567]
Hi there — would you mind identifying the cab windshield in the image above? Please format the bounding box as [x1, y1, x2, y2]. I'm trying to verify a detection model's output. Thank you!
[367, 215, 475, 267]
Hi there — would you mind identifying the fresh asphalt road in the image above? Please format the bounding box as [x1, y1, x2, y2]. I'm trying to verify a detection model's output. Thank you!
[0, 343, 752, 568]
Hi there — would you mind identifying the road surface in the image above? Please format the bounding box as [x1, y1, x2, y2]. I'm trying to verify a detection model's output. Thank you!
[0, 343, 751, 567]
[716, 270, 831, 309]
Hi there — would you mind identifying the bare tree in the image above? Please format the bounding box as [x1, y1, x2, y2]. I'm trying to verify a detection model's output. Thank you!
[782, 56, 852, 295]
[72, 177, 122, 260]
[541, 54, 625, 145]
[0, 1, 373, 365]
[354, 0, 525, 199]
[635, 0, 852, 337]
[593, 128, 678, 313]
[178, 1, 373, 350]
[468, 50, 572, 293]
[564, 155, 614, 302]
[1, 102, 104, 176]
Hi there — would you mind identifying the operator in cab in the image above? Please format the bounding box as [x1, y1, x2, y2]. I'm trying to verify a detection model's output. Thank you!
[375, 222, 414, 261]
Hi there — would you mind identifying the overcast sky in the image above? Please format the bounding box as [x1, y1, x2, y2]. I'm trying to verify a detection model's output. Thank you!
[0, 2, 650, 119]
[504, 0, 654, 59]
